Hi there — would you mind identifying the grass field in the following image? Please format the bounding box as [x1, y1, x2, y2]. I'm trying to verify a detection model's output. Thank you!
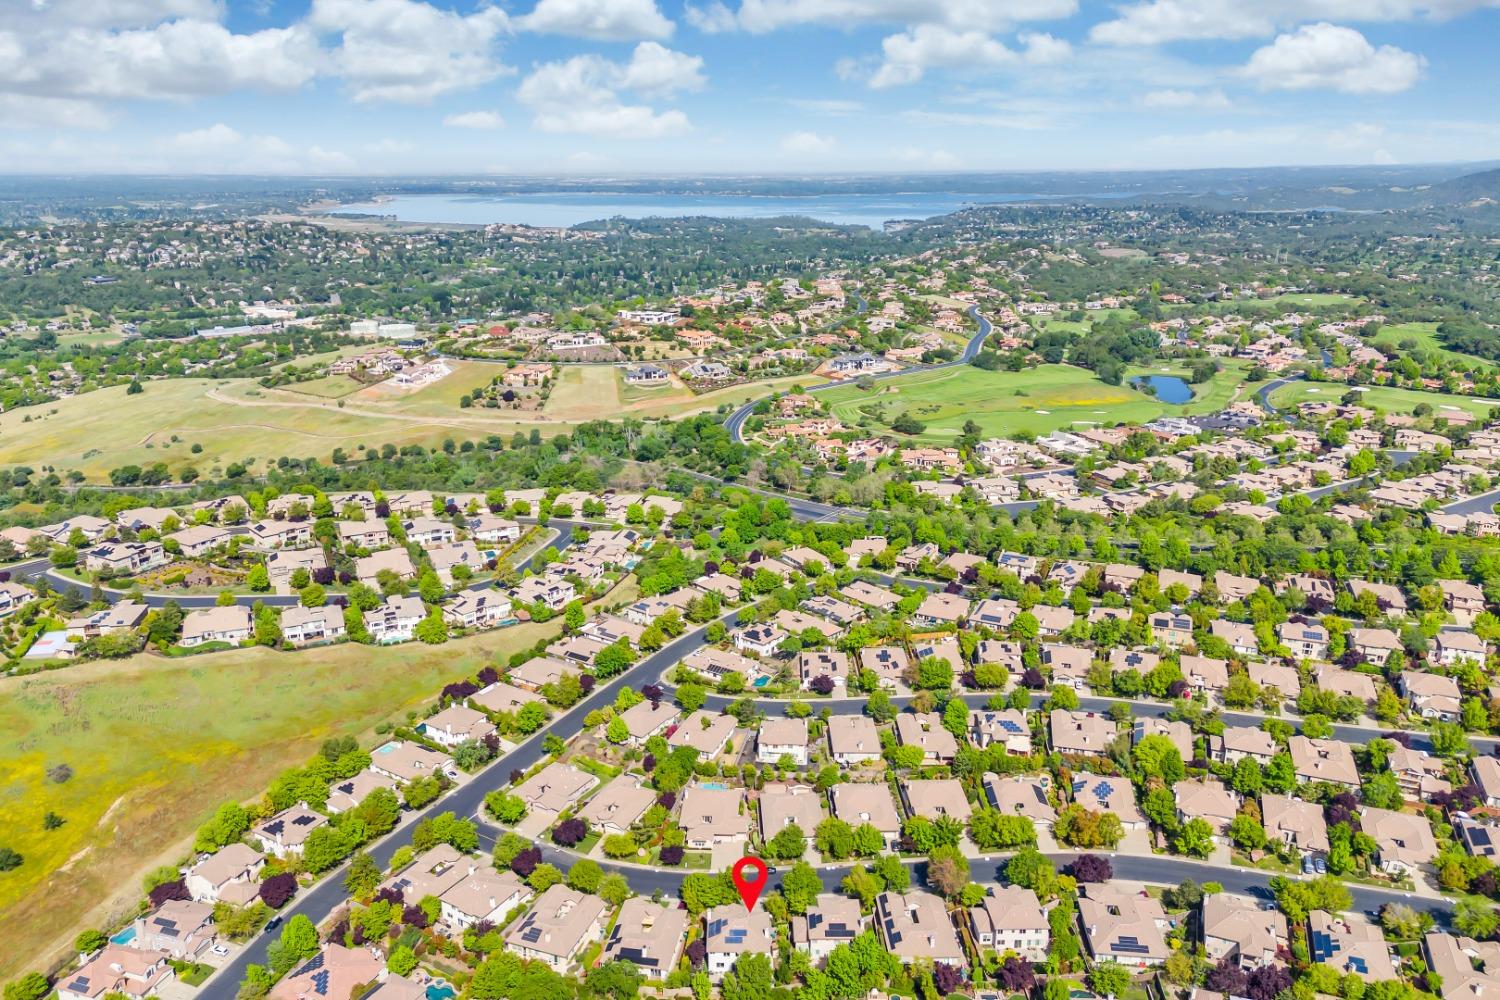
[1241, 293, 1363, 309]
[0, 618, 572, 981]
[819, 364, 1163, 441]
[0, 363, 834, 482]
[278, 374, 365, 399]
[1126, 360, 1255, 413]
[1269, 381, 1500, 419]
[1366, 322, 1494, 368]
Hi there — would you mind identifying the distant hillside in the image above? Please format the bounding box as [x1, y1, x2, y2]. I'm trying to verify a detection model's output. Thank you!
[1420, 167, 1500, 208]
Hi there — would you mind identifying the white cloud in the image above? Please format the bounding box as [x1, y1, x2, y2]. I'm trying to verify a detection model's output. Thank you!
[787, 98, 866, 114]
[520, 0, 674, 40]
[0, 94, 111, 129]
[1142, 87, 1231, 108]
[0, 19, 319, 103]
[895, 146, 960, 168]
[1090, 0, 1495, 45]
[443, 110, 506, 129]
[308, 0, 512, 104]
[1242, 23, 1425, 94]
[517, 43, 702, 138]
[779, 130, 837, 154]
[688, 0, 1078, 33]
[617, 41, 706, 97]
[162, 122, 358, 172]
[867, 26, 1069, 87]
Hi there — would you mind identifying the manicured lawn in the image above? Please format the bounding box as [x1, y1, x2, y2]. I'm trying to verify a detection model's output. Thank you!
[0, 619, 567, 981]
[1125, 359, 1254, 414]
[1242, 292, 1364, 309]
[1367, 322, 1494, 368]
[818, 364, 1167, 441]
[544, 366, 628, 421]
[1269, 381, 1500, 420]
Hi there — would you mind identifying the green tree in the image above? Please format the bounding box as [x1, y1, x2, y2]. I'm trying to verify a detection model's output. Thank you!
[1089, 962, 1133, 998]
[781, 861, 822, 914]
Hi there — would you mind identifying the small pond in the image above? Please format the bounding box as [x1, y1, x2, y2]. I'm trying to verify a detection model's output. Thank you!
[1132, 374, 1193, 404]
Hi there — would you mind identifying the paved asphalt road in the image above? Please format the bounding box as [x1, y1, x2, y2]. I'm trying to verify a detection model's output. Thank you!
[1441, 486, 1500, 516]
[9, 522, 576, 610]
[198, 607, 749, 1000]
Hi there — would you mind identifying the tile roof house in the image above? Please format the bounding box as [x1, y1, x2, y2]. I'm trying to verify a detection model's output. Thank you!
[899, 778, 973, 823]
[578, 781, 657, 836]
[505, 884, 609, 972]
[252, 803, 328, 858]
[602, 898, 689, 976]
[1133, 717, 1193, 762]
[1261, 793, 1330, 854]
[759, 784, 826, 847]
[1289, 736, 1360, 788]
[969, 709, 1032, 755]
[1401, 671, 1463, 721]
[438, 869, 531, 933]
[895, 712, 959, 763]
[280, 605, 346, 647]
[1078, 884, 1171, 967]
[1072, 774, 1146, 828]
[1204, 894, 1288, 970]
[1309, 910, 1398, 980]
[1208, 725, 1278, 765]
[326, 769, 401, 815]
[1423, 932, 1500, 1000]
[420, 704, 498, 748]
[180, 605, 252, 647]
[757, 717, 810, 765]
[1361, 806, 1438, 875]
[792, 894, 868, 963]
[618, 700, 681, 746]
[57, 946, 174, 1000]
[186, 843, 265, 906]
[829, 784, 901, 848]
[982, 774, 1056, 827]
[704, 904, 776, 979]
[514, 762, 595, 817]
[131, 899, 217, 958]
[826, 715, 882, 765]
[1050, 709, 1116, 756]
[678, 785, 746, 849]
[1473, 756, 1500, 807]
[666, 710, 737, 757]
[369, 740, 453, 783]
[1173, 778, 1242, 836]
[968, 885, 1048, 960]
[875, 890, 966, 965]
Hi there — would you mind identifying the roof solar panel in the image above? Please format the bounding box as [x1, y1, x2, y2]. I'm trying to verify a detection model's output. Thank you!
[312, 970, 331, 995]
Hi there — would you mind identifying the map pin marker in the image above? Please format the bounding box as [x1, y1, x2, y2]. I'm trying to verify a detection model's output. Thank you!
[730, 856, 768, 912]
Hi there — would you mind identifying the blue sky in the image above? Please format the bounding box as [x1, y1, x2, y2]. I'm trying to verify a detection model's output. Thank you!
[3, 0, 1500, 174]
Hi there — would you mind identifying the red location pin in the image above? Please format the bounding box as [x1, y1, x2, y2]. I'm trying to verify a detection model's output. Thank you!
[730, 856, 768, 912]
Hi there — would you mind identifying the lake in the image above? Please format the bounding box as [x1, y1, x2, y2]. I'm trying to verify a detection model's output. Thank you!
[324, 191, 1063, 229]
[1133, 374, 1194, 404]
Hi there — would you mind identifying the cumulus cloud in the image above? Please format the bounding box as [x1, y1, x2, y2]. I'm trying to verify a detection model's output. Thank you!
[1242, 23, 1425, 94]
[307, 0, 512, 104]
[520, 0, 674, 40]
[517, 42, 703, 138]
[688, 0, 1078, 33]
[1091, 0, 1492, 45]
[443, 110, 506, 129]
[779, 130, 837, 154]
[896, 146, 961, 168]
[0, 19, 319, 103]
[868, 26, 1069, 87]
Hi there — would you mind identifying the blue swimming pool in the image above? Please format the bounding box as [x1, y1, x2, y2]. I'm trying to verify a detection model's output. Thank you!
[700, 782, 728, 791]
[752, 677, 770, 688]
[110, 927, 136, 946]
[426, 986, 455, 1000]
